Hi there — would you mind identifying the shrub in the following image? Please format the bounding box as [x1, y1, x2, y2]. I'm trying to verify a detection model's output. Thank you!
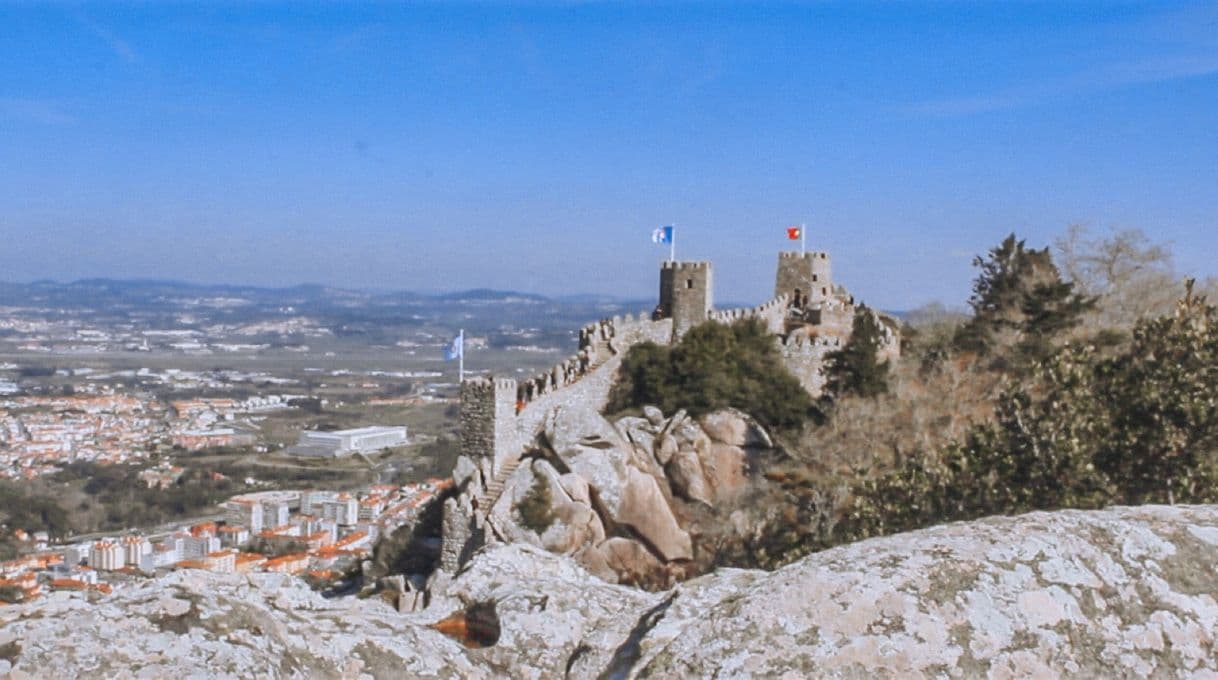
[516, 474, 555, 534]
[836, 281, 1218, 543]
[608, 318, 820, 432]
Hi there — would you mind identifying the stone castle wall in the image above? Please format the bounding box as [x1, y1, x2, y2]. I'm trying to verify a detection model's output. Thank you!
[808, 299, 855, 338]
[780, 333, 845, 397]
[708, 294, 789, 335]
[459, 313, 674, 474]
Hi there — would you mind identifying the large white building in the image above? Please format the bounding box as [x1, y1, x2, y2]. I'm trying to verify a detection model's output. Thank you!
[121, 536, 151, 566]
[89, 541, 125, 571]
[181, 534, 221, 559]
[140, 541, 183, 571]
[288, 426, 407, 458]
[226, 500, 264, 535]
[261, 499, 291, 529]
[321, 494, 359, 527]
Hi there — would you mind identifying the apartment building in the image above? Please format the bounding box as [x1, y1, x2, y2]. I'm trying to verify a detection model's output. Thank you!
[88, 541, 125, 571]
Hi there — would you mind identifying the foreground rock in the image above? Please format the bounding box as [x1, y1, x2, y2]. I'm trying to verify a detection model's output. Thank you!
[7, 505, 1218, 677]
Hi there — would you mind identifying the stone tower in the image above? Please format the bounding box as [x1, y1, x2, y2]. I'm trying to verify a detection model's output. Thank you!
[459, 377, 518, 475]
[659, 261, 713, 339]
[775, 251, 832, 309]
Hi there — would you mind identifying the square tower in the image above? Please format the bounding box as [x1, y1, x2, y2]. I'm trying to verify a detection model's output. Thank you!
[459, 377, 518, 475]
[659, 261, 713, 339]
[775, 251, 832, 309]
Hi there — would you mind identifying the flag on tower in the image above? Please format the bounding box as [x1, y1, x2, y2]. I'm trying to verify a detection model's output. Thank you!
[443, 333, 463, 361]
[786, 226, 802, 241]
[444, 329, 465, 381]
[651, 226, 674, 244]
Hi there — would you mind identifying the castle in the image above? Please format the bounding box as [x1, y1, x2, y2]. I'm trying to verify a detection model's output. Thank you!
[437, 249, 899, 575]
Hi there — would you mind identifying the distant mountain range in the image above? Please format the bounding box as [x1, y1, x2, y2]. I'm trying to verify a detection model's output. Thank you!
[0, 278, 912, 324]
[0, 278, 649, 307]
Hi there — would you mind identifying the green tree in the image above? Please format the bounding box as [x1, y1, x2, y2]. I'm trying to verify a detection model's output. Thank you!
[1095, 281, 1218, 505]
[954, 234, 1095, 367]
[822, 305, 891, 401]
[608, 319, 819, 432]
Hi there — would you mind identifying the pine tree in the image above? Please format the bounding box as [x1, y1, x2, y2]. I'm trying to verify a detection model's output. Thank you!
[822, 304, 890, 401]
[954, 234, 1095, 367]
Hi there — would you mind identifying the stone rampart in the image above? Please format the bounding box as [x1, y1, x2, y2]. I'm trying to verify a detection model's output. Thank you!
[876, 316, 902, 364]
[780, 333, 844, 397]
[439, 495, 481, 573]
[808, 299, 855, 337]
[461, 314, 674, 476]
[708, 294, 789, 335]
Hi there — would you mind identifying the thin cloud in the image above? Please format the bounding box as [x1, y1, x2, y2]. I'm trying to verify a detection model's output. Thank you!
[75, 14, 137, 63]
[0, 98, 76, 125]
[910, 53, 1218, 117]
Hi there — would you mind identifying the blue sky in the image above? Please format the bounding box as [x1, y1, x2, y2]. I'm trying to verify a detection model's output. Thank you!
[1, 2, 1215, 309]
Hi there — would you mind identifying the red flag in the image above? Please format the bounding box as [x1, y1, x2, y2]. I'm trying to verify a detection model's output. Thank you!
[786, 226, 802, 240]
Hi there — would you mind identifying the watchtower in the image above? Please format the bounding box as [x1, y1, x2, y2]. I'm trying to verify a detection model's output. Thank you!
[658, 261, 713, 340]
[775, 252, 832, 309]
[459, 377, 518, 475]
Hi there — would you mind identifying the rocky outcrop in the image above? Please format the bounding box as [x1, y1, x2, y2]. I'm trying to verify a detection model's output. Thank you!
[8, 505, 1218, 677]
[636, 504, 1218, 677]
[468, 406, 771, 584]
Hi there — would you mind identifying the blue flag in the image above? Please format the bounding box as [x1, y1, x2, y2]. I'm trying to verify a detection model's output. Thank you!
[443, 333, 463, 361]
[651, 226, 674, 244]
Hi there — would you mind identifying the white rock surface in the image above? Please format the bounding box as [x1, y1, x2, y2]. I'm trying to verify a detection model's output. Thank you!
[8, 505, 1218, 678]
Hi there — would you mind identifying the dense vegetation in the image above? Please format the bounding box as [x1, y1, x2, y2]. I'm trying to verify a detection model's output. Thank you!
[608, 318, 819, 433]
[839, 281, 1218, 542]
[783, 231, 1218, 559]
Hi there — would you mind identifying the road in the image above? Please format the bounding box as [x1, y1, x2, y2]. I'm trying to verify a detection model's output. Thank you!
[60, 512, 229, 545]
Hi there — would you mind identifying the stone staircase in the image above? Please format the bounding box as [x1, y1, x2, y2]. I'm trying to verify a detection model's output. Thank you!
[477, 455, 523, 511]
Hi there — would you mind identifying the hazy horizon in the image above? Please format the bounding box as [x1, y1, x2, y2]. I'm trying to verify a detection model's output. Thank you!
[2, 2, 1215, 310]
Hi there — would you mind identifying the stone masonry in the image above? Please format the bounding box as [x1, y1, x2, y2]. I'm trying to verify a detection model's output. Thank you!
[658, 261, 713, 340]
[775, 250, 833, 308]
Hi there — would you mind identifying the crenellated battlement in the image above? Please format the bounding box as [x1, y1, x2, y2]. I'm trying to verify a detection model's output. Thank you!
[707, 293, 789, 334]
[660, 260, 711, 271]
[782, 333, 844, 351]
[516, 312, 671, 413]
[778, 251, 830, 261]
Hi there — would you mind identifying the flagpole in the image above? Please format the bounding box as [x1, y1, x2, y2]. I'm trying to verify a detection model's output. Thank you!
[801, 223, 806, 255]
[670, 224, 676, 262]
[458, 328, 464, 383]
